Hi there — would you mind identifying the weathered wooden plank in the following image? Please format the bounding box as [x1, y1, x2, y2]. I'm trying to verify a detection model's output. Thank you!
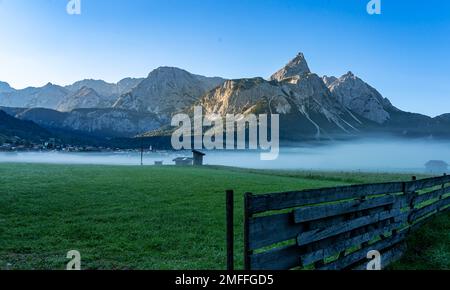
[380, 242, 407, 269]
[249, 203, 390, 250]
[303, 209, 407, 255]
[249, 216, 405, 270]
[248, 182, 404, 214]
[293, 195, 396, 223]
[300, 218, 405, 266]
[409, 196, 450, 222]
[406, 175, 450, 192]
[249, 244, 303, 270]
[297, 209, 401, 246]
[414, 186, 450, 206]
[409, 201, 450, 232]
[352, 242, 407, 270]
[318, 233, 406, 270]
[248, 213, 304, 251]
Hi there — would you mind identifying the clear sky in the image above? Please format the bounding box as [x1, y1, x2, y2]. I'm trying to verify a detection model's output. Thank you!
[0, 0, 449, 117]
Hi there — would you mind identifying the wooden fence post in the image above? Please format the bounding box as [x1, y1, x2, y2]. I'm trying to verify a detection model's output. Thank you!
[438, 173, 447, 213]
[244, 192, 253, 270]
[226, 190, 234, 271]
[406, 176, 418, 229]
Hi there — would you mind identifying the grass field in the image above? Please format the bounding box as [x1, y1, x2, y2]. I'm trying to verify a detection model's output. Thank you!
[0, 163, 448, 270]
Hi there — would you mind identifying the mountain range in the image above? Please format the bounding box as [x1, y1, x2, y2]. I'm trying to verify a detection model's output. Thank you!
[1, 52, 449, 145]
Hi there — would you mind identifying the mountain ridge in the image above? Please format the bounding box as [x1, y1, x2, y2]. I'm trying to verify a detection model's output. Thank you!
[113, 66, 226, 119]
[1, 52, 449, 141]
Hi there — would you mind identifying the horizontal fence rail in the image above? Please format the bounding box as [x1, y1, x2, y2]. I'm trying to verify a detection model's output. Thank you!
[227, 174, 450, 270]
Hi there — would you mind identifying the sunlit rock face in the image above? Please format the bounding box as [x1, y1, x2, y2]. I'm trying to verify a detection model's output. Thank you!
[113, 67, 225, 120]
[324, 72, 394, 124]
[270, 53, 311, 82]
[199, 54, 367, 139]
[200, 78, 292, 115]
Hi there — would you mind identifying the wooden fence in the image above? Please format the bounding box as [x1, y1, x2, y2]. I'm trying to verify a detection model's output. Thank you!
[226, 174, 450, 270]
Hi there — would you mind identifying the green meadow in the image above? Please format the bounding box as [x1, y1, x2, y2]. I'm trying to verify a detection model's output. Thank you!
[0, 163, 448, 270]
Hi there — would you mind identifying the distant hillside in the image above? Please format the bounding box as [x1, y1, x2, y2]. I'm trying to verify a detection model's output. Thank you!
[0, 110, 52, 143]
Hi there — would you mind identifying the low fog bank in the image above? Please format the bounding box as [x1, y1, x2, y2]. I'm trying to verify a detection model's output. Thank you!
[210, 138, 450, 173]
[1, 139, 449, 174]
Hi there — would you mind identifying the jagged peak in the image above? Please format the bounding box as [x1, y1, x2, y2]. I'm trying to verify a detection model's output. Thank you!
[270, 52, 311, 82]
[291, 52, 308, 65]
[343, 71, 355, 78]
[322, 75, 338, 87]
[332, 71, 361, 84]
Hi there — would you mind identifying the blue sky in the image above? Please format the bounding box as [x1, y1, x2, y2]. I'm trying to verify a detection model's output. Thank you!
[0, 0, 449, 117]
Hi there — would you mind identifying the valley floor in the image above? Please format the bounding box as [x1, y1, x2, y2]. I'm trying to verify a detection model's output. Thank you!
[0, 164, 448, 270]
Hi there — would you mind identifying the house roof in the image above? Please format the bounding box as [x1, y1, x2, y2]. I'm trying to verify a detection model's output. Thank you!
[173, 157, 193, 162]
[192, 150, 206, 156]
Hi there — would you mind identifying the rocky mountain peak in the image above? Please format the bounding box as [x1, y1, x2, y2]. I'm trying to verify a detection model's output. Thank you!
[270, 53, 311, 82]
[65, 78, 144, 102]
[149, 66, 190, 78]
[0, 81, 14, 93]
[113, 67, 226, 118]
[343, 71, 355, 78]
[322, 76, 338, 87]
[325, 72, 392, 124]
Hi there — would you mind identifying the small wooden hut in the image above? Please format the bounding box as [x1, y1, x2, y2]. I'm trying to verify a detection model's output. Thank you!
[192, 150, 206, 166]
